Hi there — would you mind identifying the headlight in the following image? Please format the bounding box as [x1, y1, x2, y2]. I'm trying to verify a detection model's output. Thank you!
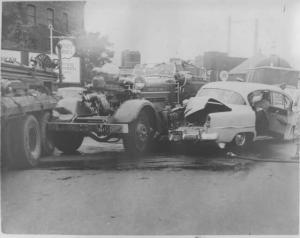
[134, 77, 146, 90]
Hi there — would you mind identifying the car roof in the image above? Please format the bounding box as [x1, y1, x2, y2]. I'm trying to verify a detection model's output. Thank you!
[202, 81, 290, 97]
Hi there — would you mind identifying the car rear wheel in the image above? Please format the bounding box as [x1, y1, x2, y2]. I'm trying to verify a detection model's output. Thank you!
[229, 132, 253, 152]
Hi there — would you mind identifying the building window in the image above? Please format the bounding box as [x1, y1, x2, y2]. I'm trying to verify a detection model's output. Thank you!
[47, 8, 54, 27]
[27, 4, 36, 25]
[62, 12, 68, 32]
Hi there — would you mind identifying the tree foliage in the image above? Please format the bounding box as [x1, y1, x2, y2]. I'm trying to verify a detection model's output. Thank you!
[75, 32, 114, 82]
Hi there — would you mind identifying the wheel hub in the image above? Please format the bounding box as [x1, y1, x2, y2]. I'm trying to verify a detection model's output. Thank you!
[136, 123, 148, 142]
[235, 133, 246, 146]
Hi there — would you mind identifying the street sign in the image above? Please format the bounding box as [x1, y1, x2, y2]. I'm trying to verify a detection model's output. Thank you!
[55, 39, 76, 59]
[219, 70, 229, 81]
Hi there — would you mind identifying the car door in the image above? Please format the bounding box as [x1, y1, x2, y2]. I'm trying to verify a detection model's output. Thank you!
[267, 91, 295, 139]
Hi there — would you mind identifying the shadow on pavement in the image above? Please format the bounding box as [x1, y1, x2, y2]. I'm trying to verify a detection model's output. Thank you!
[5, 139, 293, 172]
[36, 142, 255, 172]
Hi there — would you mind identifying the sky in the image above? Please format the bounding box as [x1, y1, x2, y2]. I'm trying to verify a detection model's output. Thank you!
[84, 0, 300, 68]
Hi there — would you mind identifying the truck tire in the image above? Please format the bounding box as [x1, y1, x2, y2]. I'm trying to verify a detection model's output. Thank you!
[51, 131, 84, 154]
[17, 115, 42, 168]
[123, 110, 154, 156]
[1, 121, 8, 167]
[1, 120, 16, 168]
[40, 112, 55, 156]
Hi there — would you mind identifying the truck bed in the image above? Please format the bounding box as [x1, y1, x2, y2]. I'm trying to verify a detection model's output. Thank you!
[1, 94, 57, 118]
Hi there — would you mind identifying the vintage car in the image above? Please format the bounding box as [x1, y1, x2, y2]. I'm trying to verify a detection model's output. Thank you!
[127, 62, 206, 100]
[168, 81, 297, 149]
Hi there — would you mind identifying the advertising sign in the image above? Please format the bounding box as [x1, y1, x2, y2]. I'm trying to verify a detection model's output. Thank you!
[55, 39, 76, 59]
[29, 52, 81, 84]
[1, 50, 21, 63]
[219, 70, 229, 81]
[61, 57, 81, 83]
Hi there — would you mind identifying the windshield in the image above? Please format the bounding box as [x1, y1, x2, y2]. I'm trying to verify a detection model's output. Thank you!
[196, 88, 246, 105]
[133, 63, 175, 77]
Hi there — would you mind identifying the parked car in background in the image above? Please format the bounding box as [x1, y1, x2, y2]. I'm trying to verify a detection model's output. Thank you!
[169, 82, 297, 150]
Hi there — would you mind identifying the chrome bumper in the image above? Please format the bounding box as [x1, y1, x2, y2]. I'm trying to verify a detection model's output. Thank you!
[168, 127, 218, 142]
[47, 121, 128, 135]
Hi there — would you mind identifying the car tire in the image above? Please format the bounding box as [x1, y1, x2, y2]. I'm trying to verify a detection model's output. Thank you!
[229, 132, 253, 152]
[52, 131, 84, 154]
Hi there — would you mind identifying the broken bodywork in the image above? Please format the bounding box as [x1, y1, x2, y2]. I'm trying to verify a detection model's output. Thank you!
[168, 96, 256, 147]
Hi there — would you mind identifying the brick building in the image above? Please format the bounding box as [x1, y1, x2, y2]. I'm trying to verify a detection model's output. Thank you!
[2, 1, 85, 53]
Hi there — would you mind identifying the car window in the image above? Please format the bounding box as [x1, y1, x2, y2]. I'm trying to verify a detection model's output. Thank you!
[283, 95, 292, 109]
[271, 92, 292, 109]
[248, 90, 271, 106]
[196, 88, 246, 105]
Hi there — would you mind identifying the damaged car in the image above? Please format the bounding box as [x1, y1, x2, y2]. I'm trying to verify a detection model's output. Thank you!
[168, 81, 297, 150]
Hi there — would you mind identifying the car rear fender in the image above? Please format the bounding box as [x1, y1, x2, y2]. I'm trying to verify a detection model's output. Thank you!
[208, 108, 256, 142]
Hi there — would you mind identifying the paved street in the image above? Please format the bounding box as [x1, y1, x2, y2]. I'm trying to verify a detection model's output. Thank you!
[1, 138, 299, 235]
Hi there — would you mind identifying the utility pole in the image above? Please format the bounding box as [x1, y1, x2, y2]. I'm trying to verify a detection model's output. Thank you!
[48, 24, 53, 57]
[227, 16, 231, 55]
[253, 18, 258, 55]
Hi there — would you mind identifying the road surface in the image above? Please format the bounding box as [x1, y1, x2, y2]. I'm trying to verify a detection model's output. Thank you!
[1, 138, 299, 235]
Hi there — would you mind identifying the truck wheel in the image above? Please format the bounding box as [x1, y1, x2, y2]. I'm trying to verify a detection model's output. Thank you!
[123, 110, 154, 156]
[52, 132, 84, 154]
[40, 112, 55, 156]
[1, 120, 19, 168]
[17, 115, 42, 168]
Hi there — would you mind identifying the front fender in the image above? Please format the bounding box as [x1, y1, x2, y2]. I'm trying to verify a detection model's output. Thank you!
[110, 99, 163, 132]
[110, 99, 155, 123]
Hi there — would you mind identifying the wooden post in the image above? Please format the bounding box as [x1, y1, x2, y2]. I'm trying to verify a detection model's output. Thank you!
[48, 24, 53, 57]
[57, 43, 63, 85]
[227, 16, 231, 55]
